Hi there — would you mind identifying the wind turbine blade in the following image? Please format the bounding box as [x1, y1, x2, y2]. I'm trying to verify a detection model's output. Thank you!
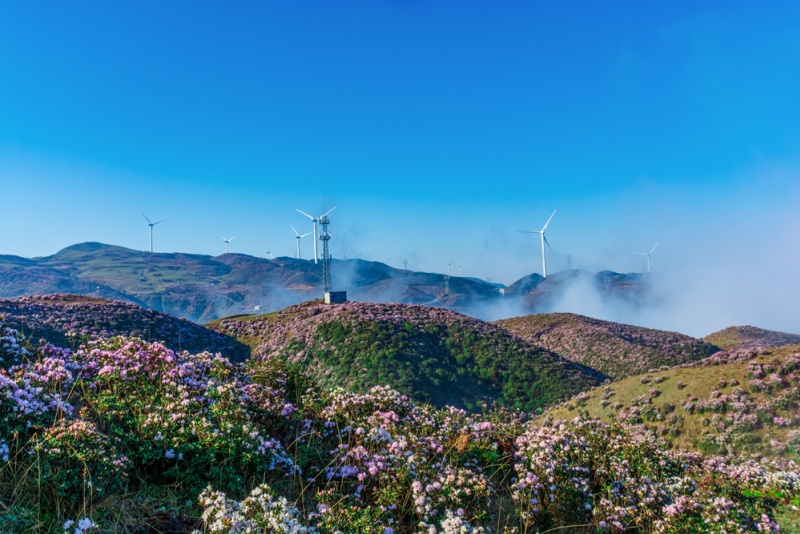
[230, 236, 236, 242]
[541, 210, 556, 232]
[321, 206, 337, 217]
[296, 209, 314, 220]
[291, 226, 299, 236]
[221, 235, 227, 241]
[301, 232, 311, 238]
[143, 214, 152, 224]
[650, 241, 659, 254]
[153, 220, 165, 225]
[544, 235, 554, 253]
[517, 230, 538, 234]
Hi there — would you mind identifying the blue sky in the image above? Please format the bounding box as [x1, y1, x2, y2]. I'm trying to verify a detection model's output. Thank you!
[2, 1, 799, 306]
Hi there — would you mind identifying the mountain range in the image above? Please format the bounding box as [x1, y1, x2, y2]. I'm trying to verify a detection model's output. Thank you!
[0, 242, 651, 323]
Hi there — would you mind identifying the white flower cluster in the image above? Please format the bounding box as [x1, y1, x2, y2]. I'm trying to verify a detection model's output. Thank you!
[419, 509, 486, 533]
[62, 517, 97, 533]
[196, 484, 317, 533]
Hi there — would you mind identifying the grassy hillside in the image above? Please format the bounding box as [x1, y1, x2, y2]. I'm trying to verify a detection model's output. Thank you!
[705, 325, 800, 351]
[0, 294, 249, 361]
[495, 312, 719, 379]
[212, 301, 607, 411]
[546, 344, 800, 461]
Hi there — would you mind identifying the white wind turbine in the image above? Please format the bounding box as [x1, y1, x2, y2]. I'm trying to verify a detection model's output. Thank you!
[221, 235, 236, 254]
[458, 262, 463, 277]
[266, 250, 273, 259]
[291, 226, 311, 259]
[143, 214, 165, 253]
[296, 206, 336, 264]
[519, 210, 556, 278]
[635, 242, 659, 273]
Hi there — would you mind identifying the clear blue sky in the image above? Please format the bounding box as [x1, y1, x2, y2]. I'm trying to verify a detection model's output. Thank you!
[2, 1, 799, 300]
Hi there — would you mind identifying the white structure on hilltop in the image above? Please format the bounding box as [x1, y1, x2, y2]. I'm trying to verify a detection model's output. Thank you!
[291, 226, 311, 259]
[220, 235, 236, 254]
[142, 214, 165, 253]
[519, 210, 556, 278]
[635, 242, 659, 273]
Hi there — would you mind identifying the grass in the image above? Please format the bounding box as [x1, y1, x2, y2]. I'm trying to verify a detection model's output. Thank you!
[547, 344, 800, 459]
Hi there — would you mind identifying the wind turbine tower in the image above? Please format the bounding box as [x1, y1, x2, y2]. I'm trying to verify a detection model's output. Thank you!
[519, 210, 556, 278]
[291, 226, 311, 259]
[297, 207, 336, 264]
[143, 214, 164, 253]
[221, 235, 236, 254]
[635, 242, 659, 273]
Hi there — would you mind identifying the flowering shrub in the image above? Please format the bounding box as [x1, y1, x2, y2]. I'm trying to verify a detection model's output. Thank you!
[1, 314, 798, 532]
[34, 419, 130, 512]
[196, 484, 316, 533]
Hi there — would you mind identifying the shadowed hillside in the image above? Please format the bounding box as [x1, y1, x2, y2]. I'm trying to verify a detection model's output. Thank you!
[211, 300, 607, 411]
[0, 294, 249, 361]
[496, 312, 720, 379]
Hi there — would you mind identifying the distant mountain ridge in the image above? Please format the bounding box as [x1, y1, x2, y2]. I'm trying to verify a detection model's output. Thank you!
[1, 242, 652, 323]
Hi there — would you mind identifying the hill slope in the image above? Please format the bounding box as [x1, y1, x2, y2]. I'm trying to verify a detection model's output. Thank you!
[546, 344, 800, 461]
[211, 301, 608, 411]
[0, 294, 249, 361]
[704, 325, 800, 351]
[495, 312, 720, 379]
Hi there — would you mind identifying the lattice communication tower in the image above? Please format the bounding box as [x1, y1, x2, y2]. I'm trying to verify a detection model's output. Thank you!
[320, 214, 332, 293]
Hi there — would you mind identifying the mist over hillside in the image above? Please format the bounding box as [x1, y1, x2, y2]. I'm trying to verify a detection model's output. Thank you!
[1, 242, 651, 324]
[2, 242, 799, 340]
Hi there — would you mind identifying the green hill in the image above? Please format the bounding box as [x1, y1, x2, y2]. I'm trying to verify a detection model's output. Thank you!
[211, 301, 607, 411]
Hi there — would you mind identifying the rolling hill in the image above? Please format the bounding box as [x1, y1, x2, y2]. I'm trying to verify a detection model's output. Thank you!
[0, 294, 249, 361]
[210, 300, 608, 411]
[495, 312, 720, 379]
[704, 325, 800, 351]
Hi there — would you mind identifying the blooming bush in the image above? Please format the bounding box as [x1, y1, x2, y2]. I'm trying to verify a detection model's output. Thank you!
[196, 484, 316, 533]
[1, 314, 798, 532]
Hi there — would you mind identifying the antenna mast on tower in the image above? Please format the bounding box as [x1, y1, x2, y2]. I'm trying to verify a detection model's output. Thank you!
[319, 210, 347, 304]
[320, 213, 332, 294]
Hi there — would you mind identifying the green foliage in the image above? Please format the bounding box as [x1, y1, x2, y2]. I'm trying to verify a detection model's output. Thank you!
[285, 315, 598, 412]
